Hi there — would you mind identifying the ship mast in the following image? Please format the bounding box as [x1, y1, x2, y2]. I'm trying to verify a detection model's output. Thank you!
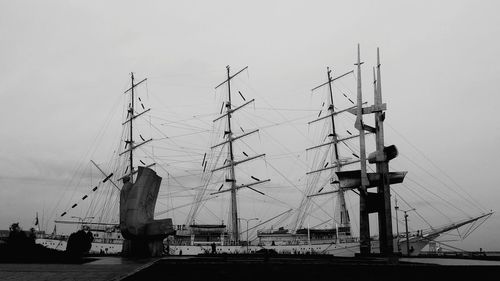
[325, 67, 351, 232]
[120, 73, 153, 183]
[298, 68, 358, 232]
[129, 73, 135, 181]
[225, 65, 239, 242]
[58, 73, 153, 224]
[211, 66, 269, 242]
[326, 67, 340, 168]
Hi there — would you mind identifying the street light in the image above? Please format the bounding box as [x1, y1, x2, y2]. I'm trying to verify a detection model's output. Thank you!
[238, 217, 259, 253]
[394, 196, 400, 252]
[398, 208, 415, 256]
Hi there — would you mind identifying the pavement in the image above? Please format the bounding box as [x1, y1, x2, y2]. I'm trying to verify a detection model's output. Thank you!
[2, 255, 500, 281]
[124, 255, 500, 281]
[400, 257, 500, 266]
[0, 257, 157, 281]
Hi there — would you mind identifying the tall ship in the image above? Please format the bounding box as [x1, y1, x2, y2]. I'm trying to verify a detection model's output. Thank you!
[37, 46, 492, 256]
[167, 46, 492, 256]
[35, 73, 153, 254]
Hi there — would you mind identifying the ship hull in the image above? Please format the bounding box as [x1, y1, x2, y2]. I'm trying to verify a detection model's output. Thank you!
[167, 238, 429, 256]
[36, 235, 430, 256]
[36, 238, 123, 255]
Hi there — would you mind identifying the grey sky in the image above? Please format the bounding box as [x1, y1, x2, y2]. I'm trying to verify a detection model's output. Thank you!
[1, 0, 499, 250]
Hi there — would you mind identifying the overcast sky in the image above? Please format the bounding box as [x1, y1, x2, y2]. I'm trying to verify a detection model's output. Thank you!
[1, 0, 499, 251]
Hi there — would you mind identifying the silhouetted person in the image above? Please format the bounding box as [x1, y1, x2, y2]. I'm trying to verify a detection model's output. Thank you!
[211, 242, 216, 254]
[28, 228, 36, 245]
[8, 223, 28, 247]
[66, 225, 94, 256]
[5, 223, 40, 258]
[84, 226, 94, 249]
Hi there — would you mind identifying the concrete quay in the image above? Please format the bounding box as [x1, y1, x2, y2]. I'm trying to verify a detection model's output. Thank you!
[2, 254, 500, 281]
[0, 256, 156, 281]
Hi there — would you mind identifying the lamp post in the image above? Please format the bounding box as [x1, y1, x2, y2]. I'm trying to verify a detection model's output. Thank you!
[394, 196, 400, 252]
[238, 217, 258, 253]
[399, 208, 415, 256]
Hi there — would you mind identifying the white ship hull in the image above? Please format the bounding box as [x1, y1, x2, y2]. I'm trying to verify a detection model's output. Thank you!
[36, 236, 428, 257]
[168, 243, 359, 256]
[167, 238, 429, 257]
[36, 237, 123, 255]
